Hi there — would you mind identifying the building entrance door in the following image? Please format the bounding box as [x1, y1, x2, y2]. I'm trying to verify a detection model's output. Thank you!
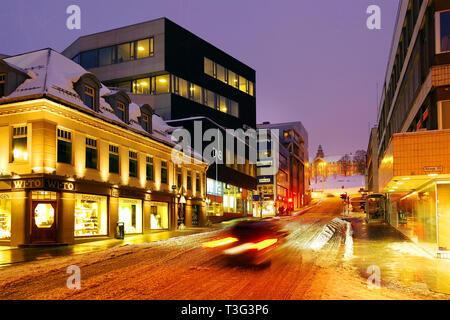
[30, 201, 57, 243]
[437, 184, 450, 251]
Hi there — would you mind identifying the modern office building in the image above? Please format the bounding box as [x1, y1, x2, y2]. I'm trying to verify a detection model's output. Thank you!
[256, 121, 309, 213]
[63, 18, 257, 220]
[0, 49, 207, 246]
[372, 0, 450, 257]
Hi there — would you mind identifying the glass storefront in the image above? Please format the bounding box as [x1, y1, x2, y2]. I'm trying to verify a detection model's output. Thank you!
[74, 194, 108, 237]
[388, 182, 437, 254]
[119, 198, 143, 234]
[150, 201, 169, 230]
[0, 194, 11, 239]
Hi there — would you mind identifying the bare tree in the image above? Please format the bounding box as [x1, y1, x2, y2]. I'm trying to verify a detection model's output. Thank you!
[354, 150, 367, 175]
[339, 154, 351, 176]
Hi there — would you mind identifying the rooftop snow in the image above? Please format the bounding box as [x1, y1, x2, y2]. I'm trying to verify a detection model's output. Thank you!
[0, 48, 182, 149]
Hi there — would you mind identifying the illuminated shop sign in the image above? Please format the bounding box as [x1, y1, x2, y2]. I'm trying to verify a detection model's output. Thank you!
[11, 178, 75, 191]
[257, 176, 274, 185]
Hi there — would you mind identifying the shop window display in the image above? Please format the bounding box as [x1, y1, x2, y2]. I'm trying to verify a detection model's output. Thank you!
[74, 194, 107, 237]
[0, 194, 11, 239]
[150, 202, 169, 229]
[119, 198, 142, 234]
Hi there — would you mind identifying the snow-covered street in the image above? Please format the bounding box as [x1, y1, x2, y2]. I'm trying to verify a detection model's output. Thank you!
[0, 198, 447, 300]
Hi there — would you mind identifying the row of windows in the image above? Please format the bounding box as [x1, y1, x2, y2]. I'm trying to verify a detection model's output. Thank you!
[204, 57, 254, 97]
[73, 38, 154, 69]
[377, 5, 438, 161]
[6, 126, 200, 189]
[108, 74, 240, 118]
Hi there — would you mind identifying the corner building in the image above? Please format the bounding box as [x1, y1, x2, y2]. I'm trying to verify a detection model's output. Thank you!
[0, 49, 208, 246]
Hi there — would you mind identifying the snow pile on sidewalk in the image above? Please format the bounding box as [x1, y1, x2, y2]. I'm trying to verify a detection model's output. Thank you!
[309, 218, 352, 251]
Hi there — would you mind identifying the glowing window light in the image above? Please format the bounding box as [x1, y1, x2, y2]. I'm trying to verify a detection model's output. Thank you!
[138, 46, 145, 51]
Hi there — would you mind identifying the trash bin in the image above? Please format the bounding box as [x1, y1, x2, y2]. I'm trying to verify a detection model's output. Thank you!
[116, 222, 125, 239]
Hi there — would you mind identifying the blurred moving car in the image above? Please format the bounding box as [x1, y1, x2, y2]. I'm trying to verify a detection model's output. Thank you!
[202, 218, 288, 266]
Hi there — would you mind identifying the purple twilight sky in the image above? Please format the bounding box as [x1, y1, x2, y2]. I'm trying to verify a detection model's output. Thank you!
[0, 0, 399, 158]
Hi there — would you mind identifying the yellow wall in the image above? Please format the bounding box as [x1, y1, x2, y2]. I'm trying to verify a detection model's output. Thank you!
[393, 130, 450, 177]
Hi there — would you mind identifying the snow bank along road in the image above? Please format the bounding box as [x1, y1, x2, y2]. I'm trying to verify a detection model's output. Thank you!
[0, 198, 445, 300]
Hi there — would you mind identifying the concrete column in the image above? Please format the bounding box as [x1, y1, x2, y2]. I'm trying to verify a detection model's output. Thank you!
[59, 192, 75, 244]
[109, 196, 119, 238]
[10, 191, 27, 246]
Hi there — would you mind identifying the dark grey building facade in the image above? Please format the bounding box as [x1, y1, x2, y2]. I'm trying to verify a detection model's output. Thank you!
[63, 18, 257, 220]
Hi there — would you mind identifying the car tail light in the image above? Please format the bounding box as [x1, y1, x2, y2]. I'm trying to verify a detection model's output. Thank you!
[202, 237, 238, 248]
[248, 238, 278, 251]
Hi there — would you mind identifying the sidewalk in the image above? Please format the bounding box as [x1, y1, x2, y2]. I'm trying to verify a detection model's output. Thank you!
[342, 211, 450, 295]
[0, 227, 216, 267]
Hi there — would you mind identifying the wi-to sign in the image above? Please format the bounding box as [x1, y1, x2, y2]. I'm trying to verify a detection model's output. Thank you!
[12, 179, 74, 191]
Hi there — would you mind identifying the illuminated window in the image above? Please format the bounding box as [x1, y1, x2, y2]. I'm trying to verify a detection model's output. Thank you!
[239, 75, 248, 93]
[74, 194, 107, 237]
[85, 137, 97, 169]
[57, 128, 72, 164]
[217, 64, 226, 83]
[136, 38, 150, 59]
[249, 81, 254, 96]
[155, 75, 170, 94]
[84, 84, 95, 109]
[150, 202, 169, 230]
[161, 161, 168, 184]
[12, 126, 28, 162]
[187, 171, 192, 191]
[178, 77, 189, 98]
[118, 198, 142, 234]
[0, 194, 11, 239]
[204, 58, 215, 77]
[217, 95, 227, 113]
[146, 156, 154, 181]
[133, 78, 150, 94]
[204, 89, 215, 109]
[437, 11, 450, 53]
[109, 145, 119, 174]
[117, 101, 126, 121]
[228, 70, 238, 88]
[129, 151, 138, 178]
[189, 83, 202, 103]
[0, 73, 5, 97]
[33, 203, 55, 229]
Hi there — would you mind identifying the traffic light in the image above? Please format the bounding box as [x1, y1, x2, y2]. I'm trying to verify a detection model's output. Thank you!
[340, 192, 347, 200]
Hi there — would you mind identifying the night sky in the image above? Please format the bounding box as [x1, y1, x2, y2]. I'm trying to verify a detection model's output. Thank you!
[0, 0, 399, 158]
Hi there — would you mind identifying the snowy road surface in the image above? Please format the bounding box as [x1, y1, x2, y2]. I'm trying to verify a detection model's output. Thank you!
[0, 198, 446, 300]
